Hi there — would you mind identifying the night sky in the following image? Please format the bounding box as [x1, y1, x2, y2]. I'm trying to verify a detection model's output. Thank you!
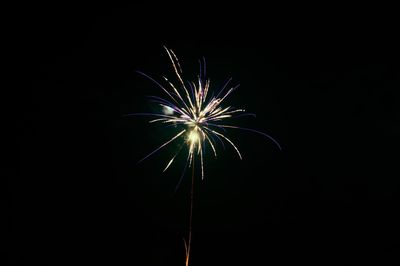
[10, 4, 400, 266]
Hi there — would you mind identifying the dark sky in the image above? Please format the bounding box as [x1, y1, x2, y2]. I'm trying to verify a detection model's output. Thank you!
[9, 4, 400, 266]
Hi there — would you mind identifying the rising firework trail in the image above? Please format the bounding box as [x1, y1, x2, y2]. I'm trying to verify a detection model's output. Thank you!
[128, 47, 281, 266]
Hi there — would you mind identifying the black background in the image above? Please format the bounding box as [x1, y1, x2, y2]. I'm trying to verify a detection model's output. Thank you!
[9, 3, 400, 266]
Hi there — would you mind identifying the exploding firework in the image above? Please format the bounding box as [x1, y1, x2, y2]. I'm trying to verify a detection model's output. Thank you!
[130, 47, 281, 266]
[133, 47, 281, 177]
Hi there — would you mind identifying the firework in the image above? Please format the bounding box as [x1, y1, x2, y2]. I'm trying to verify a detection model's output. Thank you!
[130, 47, 281, 266]
[133, 47, 281, 177]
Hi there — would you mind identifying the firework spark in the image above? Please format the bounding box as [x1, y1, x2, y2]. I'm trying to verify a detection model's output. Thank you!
[130, 47, 281, 266]
[133, 47, 281, 177]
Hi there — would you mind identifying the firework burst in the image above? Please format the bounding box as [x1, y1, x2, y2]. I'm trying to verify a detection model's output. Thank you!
[133, 47, 281, 178]
[130, 47, 281, 266]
